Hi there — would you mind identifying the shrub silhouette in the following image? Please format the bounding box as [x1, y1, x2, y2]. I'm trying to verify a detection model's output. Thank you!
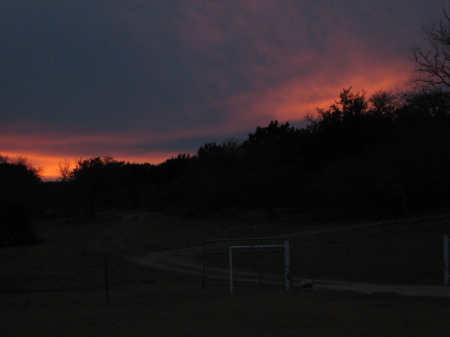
[0, 156, 43, 247]
[0, 203, 42, 247]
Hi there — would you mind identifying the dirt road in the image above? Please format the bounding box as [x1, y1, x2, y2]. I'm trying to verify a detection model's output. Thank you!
[97, 212, 450, 299]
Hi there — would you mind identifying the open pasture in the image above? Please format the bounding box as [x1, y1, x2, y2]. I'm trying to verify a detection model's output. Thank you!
[1, 212, 450, 336]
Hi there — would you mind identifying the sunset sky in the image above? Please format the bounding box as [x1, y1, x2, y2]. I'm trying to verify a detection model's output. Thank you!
[0, 1, 444, 180]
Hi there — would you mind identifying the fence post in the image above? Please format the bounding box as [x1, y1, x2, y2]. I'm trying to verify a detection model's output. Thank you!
[202, 242, 206, 289]
[104, 253, 110, 303]
[444, 235, 449, 286]
[284, 239, 291, 290]
[229, 246, 234, 294]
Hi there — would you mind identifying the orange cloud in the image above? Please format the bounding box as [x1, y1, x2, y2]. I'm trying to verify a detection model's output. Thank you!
[227, 67, 409, 129]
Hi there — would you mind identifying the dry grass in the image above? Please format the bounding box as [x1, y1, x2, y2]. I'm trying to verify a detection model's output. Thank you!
[1, 211, 450, 336]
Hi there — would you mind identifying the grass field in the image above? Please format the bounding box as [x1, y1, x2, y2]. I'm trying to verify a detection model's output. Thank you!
[1, 211, 450, 336]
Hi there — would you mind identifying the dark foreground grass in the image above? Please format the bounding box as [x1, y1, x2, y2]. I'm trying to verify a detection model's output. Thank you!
[294, 216, 450, 285]
[2, 280, 450, 337]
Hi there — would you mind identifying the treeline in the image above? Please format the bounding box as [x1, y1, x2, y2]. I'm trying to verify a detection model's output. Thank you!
[39, 88, 450, 219]
[2, 88, 450, 246]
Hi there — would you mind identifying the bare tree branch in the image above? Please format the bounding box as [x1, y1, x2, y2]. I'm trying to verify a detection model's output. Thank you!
[410, 4, 450, 92]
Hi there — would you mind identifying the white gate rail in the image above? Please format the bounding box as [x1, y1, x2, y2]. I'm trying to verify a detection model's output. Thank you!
[228, 240, 291, 294]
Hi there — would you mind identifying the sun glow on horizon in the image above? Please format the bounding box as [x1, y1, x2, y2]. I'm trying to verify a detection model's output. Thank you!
[0, 151, 185, 182]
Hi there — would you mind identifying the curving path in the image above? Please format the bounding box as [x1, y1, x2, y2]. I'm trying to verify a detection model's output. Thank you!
[95, 213, 450, 299]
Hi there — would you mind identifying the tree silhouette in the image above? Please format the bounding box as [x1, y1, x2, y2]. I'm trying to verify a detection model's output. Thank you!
[0, 156, 42, 246]
[410, 5, 450, 92]
[69, 156, 126, 213]
[58, 158, 72, 182]
[242, 121, 303, 218]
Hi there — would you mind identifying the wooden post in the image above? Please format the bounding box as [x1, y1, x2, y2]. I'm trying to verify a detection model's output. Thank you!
[229, 246, 233, 295]
[104, 253, 110, 303]
[284, 240, 291, 290]
[444, 236, 449, 286]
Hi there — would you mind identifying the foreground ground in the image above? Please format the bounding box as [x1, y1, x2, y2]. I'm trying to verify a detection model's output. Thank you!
[1, 211, 450, 336]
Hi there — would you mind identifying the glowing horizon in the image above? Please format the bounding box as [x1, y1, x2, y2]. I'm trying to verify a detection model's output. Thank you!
[0, 151, 182, 181]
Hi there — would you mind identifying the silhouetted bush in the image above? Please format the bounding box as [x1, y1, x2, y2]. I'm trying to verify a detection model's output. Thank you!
[0, 156, 43, 246]
[0, 203, 42, 247]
